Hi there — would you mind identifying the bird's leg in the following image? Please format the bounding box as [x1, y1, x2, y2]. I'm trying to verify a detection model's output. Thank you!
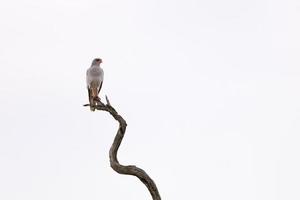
[93, 96, 106, 106]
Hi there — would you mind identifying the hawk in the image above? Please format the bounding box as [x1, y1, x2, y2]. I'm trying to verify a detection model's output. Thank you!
[86, 58, 104, 111]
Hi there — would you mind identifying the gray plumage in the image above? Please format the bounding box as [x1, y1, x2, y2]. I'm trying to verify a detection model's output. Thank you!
[86, 58, 104, 111]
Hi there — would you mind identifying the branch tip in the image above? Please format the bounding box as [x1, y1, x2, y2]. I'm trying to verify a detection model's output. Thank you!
[105, 95, 111, 106]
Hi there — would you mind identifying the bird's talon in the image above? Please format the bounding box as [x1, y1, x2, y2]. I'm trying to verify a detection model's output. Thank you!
[93, 97, 101, 102]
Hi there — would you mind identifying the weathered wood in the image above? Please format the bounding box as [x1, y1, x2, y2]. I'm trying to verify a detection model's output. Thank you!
[84, 96, 161, 200]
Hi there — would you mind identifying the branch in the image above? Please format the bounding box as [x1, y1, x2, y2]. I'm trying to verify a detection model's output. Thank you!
[84, 97, 161, 200]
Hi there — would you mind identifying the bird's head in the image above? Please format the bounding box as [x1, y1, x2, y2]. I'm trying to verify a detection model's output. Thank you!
[92, 58, 102, 66]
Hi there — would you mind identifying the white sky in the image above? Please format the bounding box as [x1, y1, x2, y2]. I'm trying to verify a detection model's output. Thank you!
[0, 0, 299, 199]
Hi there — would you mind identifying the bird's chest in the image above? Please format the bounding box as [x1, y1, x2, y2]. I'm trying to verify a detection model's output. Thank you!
[90, 67, 102, 77]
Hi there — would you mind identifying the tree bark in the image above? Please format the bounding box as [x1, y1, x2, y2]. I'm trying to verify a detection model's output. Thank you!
[84, 97, 161, 200]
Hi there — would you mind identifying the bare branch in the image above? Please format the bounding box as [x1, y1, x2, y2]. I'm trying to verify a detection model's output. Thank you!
[84, 98, 161, 200]
[105, 95, 111, 106]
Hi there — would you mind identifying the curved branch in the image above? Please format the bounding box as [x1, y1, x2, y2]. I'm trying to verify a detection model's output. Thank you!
[84, 96, 161, 200]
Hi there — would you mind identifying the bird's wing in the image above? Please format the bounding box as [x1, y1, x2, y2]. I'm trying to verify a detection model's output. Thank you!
[88, 87, 91, 99]
[97, 68, 104, 93]
[86, 68, 92, 88]
[98, 81, 103, 93]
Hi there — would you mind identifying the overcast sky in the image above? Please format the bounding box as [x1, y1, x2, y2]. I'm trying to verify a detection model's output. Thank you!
[0, 0, 299, 200]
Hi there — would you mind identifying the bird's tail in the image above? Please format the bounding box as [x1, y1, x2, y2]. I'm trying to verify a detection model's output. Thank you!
[89, 97, 96, 111]
[90, 106, 95, 112]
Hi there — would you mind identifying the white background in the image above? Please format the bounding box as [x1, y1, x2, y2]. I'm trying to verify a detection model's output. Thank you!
[0, 0, 299, 199]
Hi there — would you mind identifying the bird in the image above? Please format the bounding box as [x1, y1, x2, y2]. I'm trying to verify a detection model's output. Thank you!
[86, 58, 104, 111]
